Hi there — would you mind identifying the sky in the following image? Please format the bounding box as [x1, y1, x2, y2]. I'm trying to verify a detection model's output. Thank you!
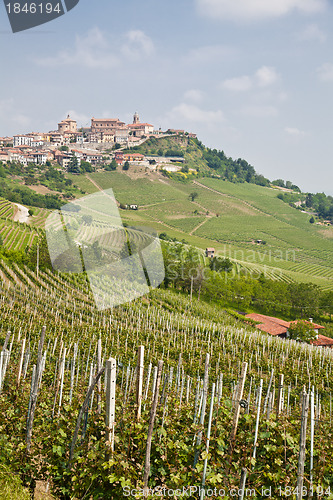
[0, 0, 333, 194]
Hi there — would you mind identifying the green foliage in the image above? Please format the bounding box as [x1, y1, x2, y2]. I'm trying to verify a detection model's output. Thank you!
[105, 159, 117, 171]
[80, 161, 94, 173]
[67, 154, 80, 174]
[122, 161, 130, 171]
[288, 320, 317, 343]
[209, 256, 233, 273]
[0, 182, 62, 209]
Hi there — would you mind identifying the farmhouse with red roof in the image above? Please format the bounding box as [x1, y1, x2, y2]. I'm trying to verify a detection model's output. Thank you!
[246, 313, 333, 347]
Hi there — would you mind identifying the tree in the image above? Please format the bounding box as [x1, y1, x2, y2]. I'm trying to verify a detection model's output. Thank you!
[105, 159, 117, 171]
[80, 161, 93, 173]
[272, 179, 285, 188]
[68, 154, 81, 174]
[209, 257, 233, 273]
[288, 282, 319, 317]
[320, 290, 333, 320]
[189, 192, 198, 202]
[288, 320, 317, 344]
[309, 216, 315, 224]
[123, 161, 130, 171]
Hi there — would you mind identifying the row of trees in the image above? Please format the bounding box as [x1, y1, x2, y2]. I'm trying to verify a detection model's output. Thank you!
[0, 182, 62, 209]
[305, 192, 333, 220]
[195, 141, 272, 186]
[277, 190, 333, 222]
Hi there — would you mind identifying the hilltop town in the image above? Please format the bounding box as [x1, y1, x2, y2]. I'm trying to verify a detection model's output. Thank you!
[0, 113, 196, 171]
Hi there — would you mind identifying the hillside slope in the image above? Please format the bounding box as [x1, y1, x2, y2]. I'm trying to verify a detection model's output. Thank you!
[68, 170, 333, 289]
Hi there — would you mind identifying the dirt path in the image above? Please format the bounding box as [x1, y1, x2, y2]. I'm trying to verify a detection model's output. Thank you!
[13, 203, 30, 223]
[189, 216, 211, 236]
[85, 174, 120, 207]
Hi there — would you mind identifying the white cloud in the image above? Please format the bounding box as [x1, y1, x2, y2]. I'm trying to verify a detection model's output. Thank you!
[166, 103, 224, 125]
[183, 89, 205, 102]
[222, 75, 253, 92]
[222, 66, 279, 92]
[255, 66, 279, 87]
[121, 30, 155, 61]
[285, 127, 306, 136]
[196, 0, 327, 21]
[317, 63, 333, 82]
[35, 27, 154, 68]
[186, 45, 234, 64]
[297, 24, 326, 43]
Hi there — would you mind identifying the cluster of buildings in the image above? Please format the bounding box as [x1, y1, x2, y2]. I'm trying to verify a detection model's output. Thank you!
[0, 112, 195, 168]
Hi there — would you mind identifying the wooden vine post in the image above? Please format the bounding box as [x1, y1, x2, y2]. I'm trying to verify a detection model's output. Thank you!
[276, 373, 284, 418]
[69, 367, 106, 467]
[200, 383, 215, 500]
[228, 362, 248, 455]
[97, 338, 102, 414]
[26, 326, 46, 452]
[296, 389, 309, 500]
[17, 338, 26, 387]
[136, 345, 144, 421]
[105, 358, 116, 454]
[143, 359, 163, 493]
[194, 353, 210, 467]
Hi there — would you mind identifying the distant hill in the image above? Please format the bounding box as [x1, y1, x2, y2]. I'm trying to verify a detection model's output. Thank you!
[125, 135, 271, 186]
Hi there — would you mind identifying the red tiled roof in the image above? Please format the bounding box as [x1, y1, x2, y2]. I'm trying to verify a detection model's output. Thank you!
[246, 313, 327, 341]
[128, 123, 153, 128]
[311, 335, 333, 347]
[246, 313, 290, 336]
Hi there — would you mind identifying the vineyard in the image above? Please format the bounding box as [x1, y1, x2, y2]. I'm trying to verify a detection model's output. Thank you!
[0, 198, 14, 220]
[0, 264, 332, 499]
[67, 172, 333, 289]
[0, 219, 40, 252]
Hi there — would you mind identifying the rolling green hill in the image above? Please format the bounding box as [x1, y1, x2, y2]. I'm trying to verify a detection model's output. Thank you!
[1, 132, 332, 289]
[68, 171, 333, 289]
